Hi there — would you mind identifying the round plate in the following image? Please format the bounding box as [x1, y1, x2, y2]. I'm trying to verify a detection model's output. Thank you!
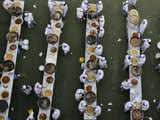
[43, 90, 52, 97]
[2, 76, 10, 84]
[86, 106, 94, 115]
[157, 42, 160, 49]
[130, 58, 138, 66]
[129, 49, 140, 57]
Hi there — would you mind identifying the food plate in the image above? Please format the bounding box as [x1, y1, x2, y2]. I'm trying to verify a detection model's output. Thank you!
[129, 48, 140, 57]
[9, 44, 17, 51]
[39, 113, 47, 120]
[87, 72, 96, 81]
[88, 46, 96, 53]
[157, 42, 160, 49]
[130, 58, 138, 66]
[13, 1, 21, 7]
[10, 25, 19, 32]
[5, 54, 14, 60]
[130, 38, 140, 47]
[86, 106, 94, 115]
[1, 91, 9, 100]
[131, 66, 142, 77]
[88, 4, 97, 12]
[86, 85, 92, 92]
[43, 90, 52, 97]
[2, 76, 10, 84]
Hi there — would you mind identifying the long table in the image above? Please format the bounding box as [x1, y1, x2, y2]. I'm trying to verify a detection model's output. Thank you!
[126, 11, 142, 120]
[0, 0, 24, 120]
[84, 17, 97, 120]
[37, 1, 66, 120]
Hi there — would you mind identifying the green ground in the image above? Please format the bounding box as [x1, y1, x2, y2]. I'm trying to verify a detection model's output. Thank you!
[0, 0, 160, 120]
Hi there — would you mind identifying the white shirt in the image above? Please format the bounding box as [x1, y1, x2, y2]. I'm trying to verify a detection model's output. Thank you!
[139, 54, 146, 66]
[80, 73, 87, 83]
[96, 45, 103, 56]
[52, 109, 61, 120]
[124, 101, 133, 111]
[122, 2, 128, 14]
[140, 19, 148, 35]
[141, 100, 149, 111]
[34, 83, 42, 95]
[121, 79, 131, 90]
[75, 89, 85, 101]
[124, 55, 131, 66]
[27, 112, 34, 120]
[48, 0, 54, 12]
[99, 15, 105, 27]
[94, 106, 101, 117]
[3, 0, 13, 9]
[63, 4, 68, 17]
[98, 56, 107, 69]
[24, 13, 34, 23]
[81, 0, 88, 11]
[141, 41, 150, 52]
[45, 25, 52, 35]
[96, 69, 104, 83]
[78, 100, 87, 113]
[97, 1, 103, 13]
[98, 27, 104, 38]
[77, 8, 84, 19]
[62, 43, 70, 54]
[128, 0, 137, 6]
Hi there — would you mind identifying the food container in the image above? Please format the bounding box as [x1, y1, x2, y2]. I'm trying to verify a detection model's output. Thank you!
[86, 106, 94, 115]
[86, 85, 92, 92]
[130, 38, 141, 47]
[6, 32, 19, 42]
[85, 91, 96, 105]
[131, 66, 142, 77]
[44, 63, 56, 74]
[15, 18, 23, 25]
[1, 76, 10, 84]
[52, 11, 62, 21]
[5, 54, 14, 61]
[43, 90, 52, 97]
[9, 44, 17, 51]
[39, 113, 47, 120]
[129, 48, 140, 57]
[130, 58, 138, 66]
[46, 76, 54, 84]
[1, 91, 9, 100]
[88, 46, 96, 53]
[50, 47, 57, 54]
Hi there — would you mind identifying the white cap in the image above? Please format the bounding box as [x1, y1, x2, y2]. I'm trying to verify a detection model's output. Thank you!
[22, 85, 26, 89]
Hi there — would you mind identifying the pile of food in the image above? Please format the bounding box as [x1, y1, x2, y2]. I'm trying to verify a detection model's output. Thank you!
[129, 48, 140, 57]
[130, 58, 138, 66]
[47, 34, 58, 45]
[86, 106, 94, 115]
[50, 47, 57, 54]
[43, 90, 52, 97]
[38, 97, 50, 109]
[3, 60, 14, 72]
[88, 46, 96, 53]
[85, 91, 96, 105]
[87, 72, 96, 81]
[1, 91, 9, 100]
[6, 32, 19, 42]
[15, 18, 23, 25]
[86, 85, 92, 92]
[131, 66, 142, 77]
[130, 37, 141, 47]
[44, 63, 56, 74]
[52, 11, 62, 21]
[46, 76, 54, 84]
[2, 76, 10, 84]
[5, 54, 14, 61]
[39, 113, 47, 120]
[129, 9, 140, 25]
[9, 44, 17, 51]
[131, 79, 138, 86]
[132, 109, 144, 120]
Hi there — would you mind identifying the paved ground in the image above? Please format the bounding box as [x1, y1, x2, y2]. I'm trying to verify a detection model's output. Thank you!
[0, 0, 160, 120]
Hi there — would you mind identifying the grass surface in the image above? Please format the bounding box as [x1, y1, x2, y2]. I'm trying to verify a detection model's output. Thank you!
[0, 0, 160, 120]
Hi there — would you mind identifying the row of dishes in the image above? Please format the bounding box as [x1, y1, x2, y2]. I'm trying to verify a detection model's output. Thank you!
[0, 0, 24, 120]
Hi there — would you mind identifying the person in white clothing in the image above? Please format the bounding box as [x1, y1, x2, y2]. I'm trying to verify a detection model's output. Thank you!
[24, 12, 36, 28]
[94, 105, 101, 117]
[26, 111, 34, 120]
[22, 85, 32, 95]
[45, 24, 52, 35]
[141, 100, 149, 111]
[80, 69, 88, 83]
[98, 27, 104, 39]
[75, 89, 85, 101]
[98, 15, 105, 27]
[123, 54, 132, 70]
[95, 44, 103, 56]
[122, 0, 129, 17]
[140, 19, 148, 36]
[121, 79, 132, 90]
[63, 3, 68, 17]
[48, 0, 54, 12]
[78, 100, 87, 113]
[34, 82, 42, 96]
[2, 0, 13, 10]
[81, 0, 88, 12]
[61, 42, 70, 55]
[128, 0, 137, 6]
[139, 54, 146, 66]
[52, 108, 61, 120]
[124, 101, 134, 112]
[98, 56, 107, 69]
[97, 0, 103, 13]
[141, 39, 151, 53]
[96, 69, 104, 83]
[77, 8, 84, 22]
